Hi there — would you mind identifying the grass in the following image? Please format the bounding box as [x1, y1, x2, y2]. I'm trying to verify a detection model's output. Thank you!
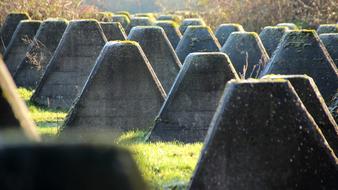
[17, 88, 202, 190]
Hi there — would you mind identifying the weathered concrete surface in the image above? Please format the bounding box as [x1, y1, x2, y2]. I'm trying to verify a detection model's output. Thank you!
[259, 26, 288, 56]
[112, 15, 130, 29]
[3, 20, 41, 75]
[0, 12, 30, 53]
[320, 33, 338, 67]
[155, 21, 182, 48]
[176, 26, 221, 63]
[263, 74, 338, 155]
[317, 24, 338, 35]
[148, 52, 239, 143]
[100, 22, 127, 41]
[221, 32, 269, 78]
[0, 56, 39, 141]
[62, 41, 166, 137]
[126, 17, 155, 34]
[157, 15, 182, 23]
[276, 23, 298, 30]
[0, 144, 148, 190]
[189, 79, 338, 190]
[215, 24, 244, 46]
[14, 19, 68, 89]
[179, 18, 206, 34]
[260, 30, 338, 104]
[31, 20, 107, 110]
[128, 26, 181, 93]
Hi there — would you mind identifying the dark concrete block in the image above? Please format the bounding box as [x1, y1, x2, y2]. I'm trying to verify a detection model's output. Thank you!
[126, 17, 155, 34]
[155, 21, 182, 48]
[276, 23, 298, 30]
[148, 52, 239, 143]
[317, 24, 338, 35]
[128, 26, 181, 93]
[61, 41, 166, 136]
[176, 26, 220, 63]
[31, 20, 107, 109]
[260, 30, 338, 104]
[3, 20, 41, 75]
[0, 12, 30, 51]
[259, 26, 289, 56]
[320, 33, 338, 67]
[112, 15, 130, 29]
[263, 74, 338, 155]
[0, 144, 148, 190]
[221, 32, 269, 78]
[0, 56, 39, 141]
[14, 19, 68, 89]
[179, 18, 206, 34]
[100, 22, 127, 41]
[215, 23, 244, 46]
[189, 79, 338, 190]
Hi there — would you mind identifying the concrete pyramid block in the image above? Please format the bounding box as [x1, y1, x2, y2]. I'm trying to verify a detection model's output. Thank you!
[260, 30, 338, 104]
[263, 74, 338, 155]
[95, 12, 114, 22]
[0, 144, 148, 190]
[148, 52, 239, 143]
[215, 23, 245, 46]
[128, 26, 181, 93]
[0, 56, 40, 141]
[126, 17, 155, 34]
[134, 13, 156, 20]
[155, 21, 182, 48]
[320, 33, 338, 67]
[259, 26, 289, 56]
[221, 32, 269, 78]
[189, 79, 338, 190]
[179, 18, 206, 34]
[100, 22, 127, 41]
[0, 12, 30, 52]
[31, 20, 107, 109]
[176, 26, 221, 63]
[112, 15, 130, 29]
[62, 41, 166, 136]
[317, 24, 338, 35]
[276, 23, 298, 30]
[116, 11, 131, 19]
[3, 20, 41, 75]
[14, 19, 68, 89]
[157, 15, 182, 23]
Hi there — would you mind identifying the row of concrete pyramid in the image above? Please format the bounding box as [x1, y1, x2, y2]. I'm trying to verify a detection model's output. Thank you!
[0, 12, 337, 189]
[0, 13, 337, 106]
[1, 54, 337, 189]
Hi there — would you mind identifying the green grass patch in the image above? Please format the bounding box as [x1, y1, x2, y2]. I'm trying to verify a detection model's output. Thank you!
[18, 88, 202, 190]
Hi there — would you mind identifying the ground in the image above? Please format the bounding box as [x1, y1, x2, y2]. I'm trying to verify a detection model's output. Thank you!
[18, 88, 202, 190]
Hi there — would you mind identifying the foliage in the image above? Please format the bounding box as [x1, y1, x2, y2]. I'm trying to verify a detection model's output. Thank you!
[156, 0, 337, 31]
[0, 0, 98, 23]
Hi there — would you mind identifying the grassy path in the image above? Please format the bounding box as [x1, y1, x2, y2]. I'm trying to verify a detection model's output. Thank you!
[18, 88, 202, 189]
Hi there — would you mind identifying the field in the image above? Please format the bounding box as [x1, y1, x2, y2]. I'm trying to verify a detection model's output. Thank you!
[18, 88, 202, 190]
